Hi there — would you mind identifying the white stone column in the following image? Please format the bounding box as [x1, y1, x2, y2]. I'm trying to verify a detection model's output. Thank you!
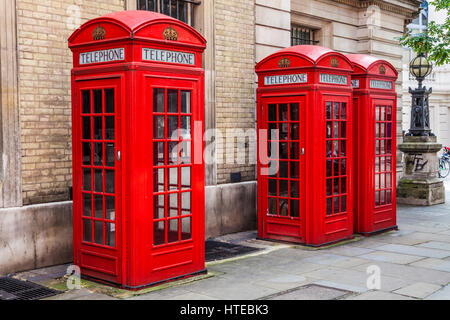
[0, 0, 22, 208]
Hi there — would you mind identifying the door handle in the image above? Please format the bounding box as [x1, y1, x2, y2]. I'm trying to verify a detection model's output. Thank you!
[301, 148, 305, 155]
[117, 151, 121, 161]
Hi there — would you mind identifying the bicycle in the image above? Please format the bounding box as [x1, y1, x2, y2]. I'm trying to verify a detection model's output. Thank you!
[438, 146, 450, 178]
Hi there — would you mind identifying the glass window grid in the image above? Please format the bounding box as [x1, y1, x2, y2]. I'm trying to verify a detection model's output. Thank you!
[375, 105, 393, 207]
[325, 102, 348, 216]
[267, 103, 301, 219]
[153, 88, 193, 246]
[137, 0, 199, 27]
[81, 89, 116, 248]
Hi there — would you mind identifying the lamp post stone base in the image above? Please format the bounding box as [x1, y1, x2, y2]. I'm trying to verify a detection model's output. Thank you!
[397, 136, 445, 206]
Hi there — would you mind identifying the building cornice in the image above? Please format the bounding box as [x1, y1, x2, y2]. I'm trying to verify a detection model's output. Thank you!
[330, 0, 421, 17]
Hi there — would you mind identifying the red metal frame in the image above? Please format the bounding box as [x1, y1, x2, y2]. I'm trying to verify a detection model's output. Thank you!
[256, 45, 354, 246]
[69, 10, 206, 289]
[346, 54, 398, 235]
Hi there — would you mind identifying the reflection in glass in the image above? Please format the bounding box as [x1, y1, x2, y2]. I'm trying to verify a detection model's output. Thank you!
[268, 104, 277, 122]
[181, 166, 191, 189]
[154, 195, 165, 219]
[341, 196, 347, 212]
[168, 142, 178, 164]
[279, 104, 288, 121]
[168, 219, 179, 243]
[82, 91, 91, 114]
[153, 142, 165, 166]
[326, 198, 332, 215]
[290, 162, 299, 179]
[169, 193, 179, 217]
[94, 117, 102, 139]
[341, 103, 347, 119]
[94, 169, 103, 192]
[83, 117, 91, 139]
[326, 122, 332, 139]
[153, 115, 165, 139]
[181, 192, 191, 210]
[105, 116, 114, 140]
[154, 168, 164, 192]
[105, 170, 115, 194]
[181, 116, 191, 138]
[290, 180, 299, 198]
[326, 179, 332, 196]
[279, 199, 288, 216]
[280, 143, 288, 159]
[290, 142, 299, 159]
[83, 193, 92, 217]
[105, 196, 115, 220]
[290, 200, 299, 217]
[105, 222, 115, 247]
[154, 221, 165, 246]
[83, 143, 91, 165]
[94, 194, 103, 218]
[279, 180, 288, 197]
[279, 161, 288, 178]
[105, 143, 115, 167]
[181, 217, 191, 240]
[105, 89, 114, 113]
[181, 91, 191, 113]
[333, 123, 339, 138]
[168, 116, 179, 139]
[333, 102, 339, 119]
[94, 220, 103, 245]
[83, 219, 92, 242]
[334, 197, 339, 213]
[326, 102, 332, 119]
[94, 90, 102, 113]
[167, 89, 178, 113]
[153, 88, 165, 112]
[83, 168, 91, 191]
[268, 198, 277, 215]
[168, 167, 178, 191]
[290, 124, 299, 140]
[290, 103, 299, 121]
[94, 143, 103, 166]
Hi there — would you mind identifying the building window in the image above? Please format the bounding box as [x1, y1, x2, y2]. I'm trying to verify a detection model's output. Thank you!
[408, 0, 428, 34]
[291, 25, 318, 46]
[138, 0, 200, 26]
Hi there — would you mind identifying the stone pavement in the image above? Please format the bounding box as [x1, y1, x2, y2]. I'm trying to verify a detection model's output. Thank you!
[18, 179, 450, 300]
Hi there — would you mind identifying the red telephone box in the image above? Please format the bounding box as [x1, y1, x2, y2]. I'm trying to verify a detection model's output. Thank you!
[346, 54, 398, 235]
[68, 10, 206, 289]
[256, 45, 354, 246]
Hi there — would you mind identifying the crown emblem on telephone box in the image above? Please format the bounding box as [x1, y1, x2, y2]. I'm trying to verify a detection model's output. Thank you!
[278, 58, 291, 68]
[163, 26, 178, 41]
[331, 57, 339, 67]
[92, 25, 106, 40]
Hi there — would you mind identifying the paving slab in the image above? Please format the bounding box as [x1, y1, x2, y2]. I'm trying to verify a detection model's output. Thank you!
[353, 261, 450, 286]
[345, 290, 416, 300]
[375, 244, 450, 259]
[393, 282, 442, 299]
[425, 284, 450, 300]
[266, 284, 350, 300]
[312, 280, 368, 293]
[358, 250, 425, 265]
[302, 253, 367, 268]
[252, 274, 311, 291]
[302, 266, 410, 292]
[417, 241, 450, 251]
[322, 245, 375, 257]
[45, 288, 116, 300]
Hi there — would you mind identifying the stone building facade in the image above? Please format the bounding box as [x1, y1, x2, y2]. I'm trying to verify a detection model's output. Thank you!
[0, 0, 421, 275]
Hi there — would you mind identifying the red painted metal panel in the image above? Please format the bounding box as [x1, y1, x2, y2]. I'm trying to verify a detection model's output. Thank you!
[256, 45, 354, 246]
[346, 54, 398, 235]
[69, 11, 206, 289]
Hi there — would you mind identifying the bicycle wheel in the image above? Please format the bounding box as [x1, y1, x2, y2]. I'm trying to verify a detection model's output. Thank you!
[439, 159, 450, 178]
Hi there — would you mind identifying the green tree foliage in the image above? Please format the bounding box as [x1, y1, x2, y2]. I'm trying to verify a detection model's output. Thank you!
[399, 0, 450, 66]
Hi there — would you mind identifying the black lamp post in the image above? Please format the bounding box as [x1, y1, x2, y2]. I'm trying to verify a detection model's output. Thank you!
[407, 53, 434, 136]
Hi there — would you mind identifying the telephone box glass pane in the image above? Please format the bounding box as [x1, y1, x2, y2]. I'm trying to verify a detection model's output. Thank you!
[83, 219, 92, 242]
[105, 89, 114, 113]
[94, 194, 103, 218]
[105, 223, 115, 247]
[94, 90, 102, 113]
[167, 89, 178, 113]
[83, 168, 91, 191]
[105, 143, 115, 167]
[105, 196, 115, 220]
[181, 167, 191, 189]
[83, 193, 92, 217]
[82, 91, 91, 114]
[181, 217, 191, 240]
[154, 116, 165, 139]
[83, 117, 91, 139]
[169, 193, 179, 217]
[94, 221, 103, 245]
[105, 117, 114, 140]
[94, 169, 103, 192]
[168, 219, 179, 243]
[105, 170, 115, 194]
[94, 117, 102, 139]
[181, 91, 191, 113]
[83, 143, 91, 165]
[94, 143, 103, 166]
[154, 221, 165, 246]
[153, 88, 165, 112]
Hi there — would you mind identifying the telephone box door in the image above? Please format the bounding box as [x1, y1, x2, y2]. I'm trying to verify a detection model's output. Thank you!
[372, 99, 396, 230]
[73, 78, 122, 284]
[259, 96, 305, 243]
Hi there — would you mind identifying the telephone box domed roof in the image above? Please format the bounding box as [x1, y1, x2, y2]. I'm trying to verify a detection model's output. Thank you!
[346, 54, 398, 77]
[69, 10, 206, 49]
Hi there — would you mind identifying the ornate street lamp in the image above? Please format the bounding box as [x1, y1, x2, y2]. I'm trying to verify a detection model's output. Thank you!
[407, 53, 433, 136]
